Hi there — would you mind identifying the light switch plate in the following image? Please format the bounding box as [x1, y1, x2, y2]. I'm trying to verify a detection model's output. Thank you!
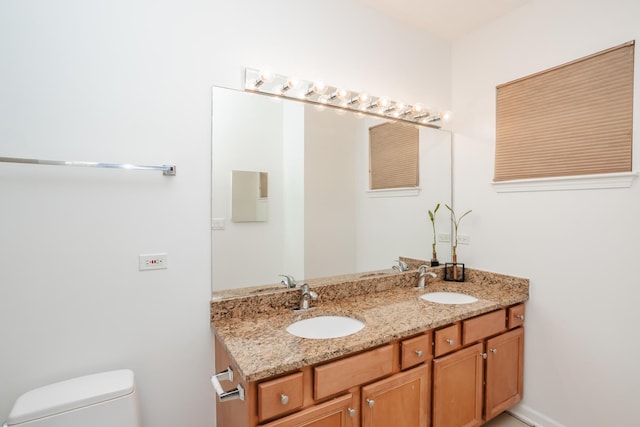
[437, 233, 451, 243]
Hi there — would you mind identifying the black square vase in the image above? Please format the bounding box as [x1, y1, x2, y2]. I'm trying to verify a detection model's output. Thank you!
[444, 263, 465, 282]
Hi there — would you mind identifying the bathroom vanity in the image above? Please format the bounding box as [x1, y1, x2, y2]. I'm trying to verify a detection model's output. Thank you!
[210, 266, 528, 427]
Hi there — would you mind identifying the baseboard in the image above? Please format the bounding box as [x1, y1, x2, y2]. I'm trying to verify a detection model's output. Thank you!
[508, 403, 567, 427]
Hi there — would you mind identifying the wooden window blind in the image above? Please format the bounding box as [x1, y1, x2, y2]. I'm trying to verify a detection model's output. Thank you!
[369, 121, 419, 189]
[495, 41, 634, 182]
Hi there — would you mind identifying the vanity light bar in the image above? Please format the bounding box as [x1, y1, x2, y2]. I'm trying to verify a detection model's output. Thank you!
[244, 68, 448, 128]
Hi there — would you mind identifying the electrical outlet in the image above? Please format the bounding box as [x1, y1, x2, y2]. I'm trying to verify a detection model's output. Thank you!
[139, 253, 168, 271]
[458, 234, 470, 245]
[437, 233, 451, 243]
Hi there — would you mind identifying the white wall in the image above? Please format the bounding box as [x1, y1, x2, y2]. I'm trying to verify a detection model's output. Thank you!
[304, 108, 359, 278]
[0, 1, 451, 426]
[452, 1, 640, 426]
[212, 89, 289, 289]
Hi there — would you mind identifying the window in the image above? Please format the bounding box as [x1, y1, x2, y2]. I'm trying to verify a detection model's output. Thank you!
[495, 41, 634, 183]
[369, 121, 419, 190]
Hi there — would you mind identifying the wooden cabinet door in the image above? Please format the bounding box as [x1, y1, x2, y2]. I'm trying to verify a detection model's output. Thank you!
[361, 365, 429, 427]
[259, 393, 355, 427]
[484, 327, 524, 421]
[432, 343, 483, 427]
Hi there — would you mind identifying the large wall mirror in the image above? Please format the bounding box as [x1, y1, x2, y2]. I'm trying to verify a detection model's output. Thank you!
[212, 86, 452, 294]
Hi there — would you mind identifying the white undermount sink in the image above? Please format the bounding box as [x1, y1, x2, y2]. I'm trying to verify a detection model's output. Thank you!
[420, 291, 478, 304]
[286, 315, 365, 339]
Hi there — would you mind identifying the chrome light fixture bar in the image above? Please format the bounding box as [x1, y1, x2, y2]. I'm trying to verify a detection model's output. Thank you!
[244, 68, 448, 128]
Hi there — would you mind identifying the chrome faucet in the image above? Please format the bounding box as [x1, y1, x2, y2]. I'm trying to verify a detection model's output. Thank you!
[298, 283, 318, 310]
[279, 275, 297, 289]
[392, 260, 409, 272]
[416, 265, 437, 289]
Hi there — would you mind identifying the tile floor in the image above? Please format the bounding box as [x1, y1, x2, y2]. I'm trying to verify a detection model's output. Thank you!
[484, 412, 531, 427]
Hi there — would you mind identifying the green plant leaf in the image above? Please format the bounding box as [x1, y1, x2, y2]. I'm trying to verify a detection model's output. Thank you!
[459, 210, 472, 222]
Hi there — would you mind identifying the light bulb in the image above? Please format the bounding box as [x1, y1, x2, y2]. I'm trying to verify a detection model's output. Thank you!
[383, 103, 397, 115]
[253, 69, 273, 88]
[346, 92, 369, 106]
[378, 97, 391, 108]
[280, 78, 298, 93]
[327, 88, 350, 102]
[393, 102, 407, 117]
[327, 88, 350, 103]
[337, 88, 350, 100]
[305, 81, 328, 97]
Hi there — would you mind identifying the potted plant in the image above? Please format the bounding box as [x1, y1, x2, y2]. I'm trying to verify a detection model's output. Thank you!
[428, 203, 440, 266]
[444, 204, 472, 281]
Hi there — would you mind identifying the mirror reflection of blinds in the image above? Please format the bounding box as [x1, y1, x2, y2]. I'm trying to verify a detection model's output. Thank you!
[259, 172, 268, 198]
[495, 41, 634, 182]
[369, 122, 419, 190]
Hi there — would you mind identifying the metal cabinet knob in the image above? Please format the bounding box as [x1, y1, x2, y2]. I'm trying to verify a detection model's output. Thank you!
[482, 352, 487, 359]
[415, 350, 424, 357]
[446, 339, 455, 345]
[348, 407, 357, 417]
[280, 394, 289, 405]
[490, 348, 497, 354]
[366, 398, 375, 408]
[516, 314, 525, 320]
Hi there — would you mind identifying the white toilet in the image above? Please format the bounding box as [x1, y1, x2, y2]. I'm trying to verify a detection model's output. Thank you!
[3, 369, 140, 427]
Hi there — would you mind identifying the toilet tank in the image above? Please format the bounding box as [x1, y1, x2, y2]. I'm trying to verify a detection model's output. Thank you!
[4, 369, 140, 427]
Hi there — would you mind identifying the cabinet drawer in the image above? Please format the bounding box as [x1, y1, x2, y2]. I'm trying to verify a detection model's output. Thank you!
[462, 309, 506, 345]
[258, 372, 304, 422]
[508, 304, 525, 329]
[314, 344, 394, 400]
[434, 324, 461, 357]
[401, 332, 432, 370]
[259, 393, 353, 427]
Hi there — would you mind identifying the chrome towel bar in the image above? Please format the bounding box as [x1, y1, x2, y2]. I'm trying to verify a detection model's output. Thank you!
[0, 156, 176, 176]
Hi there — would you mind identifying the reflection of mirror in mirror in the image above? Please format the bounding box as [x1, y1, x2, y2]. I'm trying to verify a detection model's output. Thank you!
[231, 170, 268, 222]
[212, 87, 452, 293]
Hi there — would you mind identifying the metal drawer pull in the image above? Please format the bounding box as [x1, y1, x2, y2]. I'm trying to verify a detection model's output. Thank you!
[415, 350, 424, 357]
[348, 408, 357, 417]
[366, 398, 375, 408]
[446, 339, 455, 345]
[211, 367, 245, 402]
[516, 314, 525, 320]
[280, 394, 289, 405]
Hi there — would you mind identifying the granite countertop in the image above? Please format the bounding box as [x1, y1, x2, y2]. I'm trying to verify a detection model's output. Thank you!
[211, 266, 529, 383]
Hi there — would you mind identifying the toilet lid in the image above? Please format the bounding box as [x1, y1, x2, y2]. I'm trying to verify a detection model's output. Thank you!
[7, 369, 135, 425]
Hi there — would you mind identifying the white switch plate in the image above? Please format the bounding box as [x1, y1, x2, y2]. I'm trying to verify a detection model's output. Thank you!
[458, 234, 470, 245]
[139, 253, 168, 271]
[212, 218, 225, 230]
[437, 233, 451, 243]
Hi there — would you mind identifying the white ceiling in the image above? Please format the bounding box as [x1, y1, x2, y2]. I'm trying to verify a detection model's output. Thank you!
[354, 0, 532, 40]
